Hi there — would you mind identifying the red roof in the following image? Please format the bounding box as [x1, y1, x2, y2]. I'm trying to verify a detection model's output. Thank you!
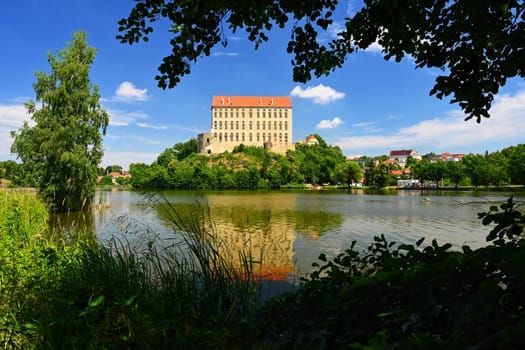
[212, 96, 292, 108]
[390, 149, 413, 156]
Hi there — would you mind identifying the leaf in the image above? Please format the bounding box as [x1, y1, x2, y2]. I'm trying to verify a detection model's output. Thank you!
[88, 295, 105, 308]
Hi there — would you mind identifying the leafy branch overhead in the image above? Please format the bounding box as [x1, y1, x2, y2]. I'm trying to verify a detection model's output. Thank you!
[117, 1, 525, 122]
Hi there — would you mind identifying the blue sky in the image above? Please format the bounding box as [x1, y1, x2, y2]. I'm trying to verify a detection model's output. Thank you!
[1, 0, 524, 170]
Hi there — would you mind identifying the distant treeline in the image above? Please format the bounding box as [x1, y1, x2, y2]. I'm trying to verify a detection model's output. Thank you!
[127, 141, 525, 190]
[2, 141, 524, 189]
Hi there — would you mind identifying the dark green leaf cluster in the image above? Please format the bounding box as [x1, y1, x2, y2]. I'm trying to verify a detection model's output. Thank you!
[117, 1, 525, 121]
[260, 203, 525, 348]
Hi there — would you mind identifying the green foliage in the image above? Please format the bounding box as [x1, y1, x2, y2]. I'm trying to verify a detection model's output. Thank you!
[130, 139, 349, 189]
[508, 144, 525, 186]
[260, 199, 525, 348]
[478, 197, 525, 245]
[129, 142, 525, 190]
[334, 161, 363, 186]
[1, 192, 261, 348]
[105, 165, 123, 174]
[365, 162, 395, 188]
[98, 175, 114, 186]
[3, 190, 525, 348]
[117, 1, 525, 121]
[10, 32, 108, 212]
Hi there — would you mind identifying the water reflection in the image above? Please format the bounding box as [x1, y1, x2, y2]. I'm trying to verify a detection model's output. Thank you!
[49, 189, 515, 281]
[151, 192, 345, 280]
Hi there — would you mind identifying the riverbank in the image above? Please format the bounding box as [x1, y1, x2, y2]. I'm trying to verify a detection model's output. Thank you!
[2, 190, 525, 348]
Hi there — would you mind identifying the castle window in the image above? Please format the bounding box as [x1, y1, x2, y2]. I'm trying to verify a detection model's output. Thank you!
[242, 133, 245, 142]
[224, 133, 227, 141]
[236, 133, 239, 141]
[236, 121, 239, 130]
[268, 121, 271, 130]
[249, 121, 252, 130]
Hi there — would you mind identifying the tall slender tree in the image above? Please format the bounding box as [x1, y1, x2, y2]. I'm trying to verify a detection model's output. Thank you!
[11, 32, 109, 212]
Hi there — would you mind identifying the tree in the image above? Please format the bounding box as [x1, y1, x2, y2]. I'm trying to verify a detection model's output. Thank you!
[463, 154, 491, 187]
[105, 165, 123, 174]
[445, 161, 466, 189]
[507, 144, 525, 185]
[335, 161, 363, 187]
[117, 1, 525, 122]
[11, 32, 109, 212]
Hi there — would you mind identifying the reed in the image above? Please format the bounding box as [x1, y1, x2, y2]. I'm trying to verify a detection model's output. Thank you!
[1, 191, 262, 349]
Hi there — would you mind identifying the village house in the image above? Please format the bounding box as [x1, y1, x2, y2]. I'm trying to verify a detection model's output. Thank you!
[389, 149, 422, 167]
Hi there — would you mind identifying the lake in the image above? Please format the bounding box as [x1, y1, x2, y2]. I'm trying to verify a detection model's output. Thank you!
[54, 189, 520, 282]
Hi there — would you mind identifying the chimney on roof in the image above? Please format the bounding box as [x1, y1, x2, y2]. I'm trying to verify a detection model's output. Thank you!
[259, 98, 262, 105]
[270, 98, 274, 105]
[227, 97, 231, 105]
[221, 97, 224, 105]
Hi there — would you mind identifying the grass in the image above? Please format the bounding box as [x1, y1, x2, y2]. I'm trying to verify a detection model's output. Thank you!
[0, 190, 262, 349]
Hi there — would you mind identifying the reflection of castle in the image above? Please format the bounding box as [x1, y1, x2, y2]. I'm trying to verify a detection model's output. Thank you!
[152, 193, 345, 280]
[204, 194, 297, 280]
[198, 96, 294, 155]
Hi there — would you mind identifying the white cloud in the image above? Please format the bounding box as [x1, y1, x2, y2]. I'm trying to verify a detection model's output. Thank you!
[364, 41, 383, 54]
[0, 103, 33, 158]
[291, 84, 345, 104]
[212, 52, 239, 57]
[136, 122, 168, 130]
[334, 89, 525, 155]
[317, 117, 344, 129]
[113, 81, 149, 102]
[107, 109, 149, 126]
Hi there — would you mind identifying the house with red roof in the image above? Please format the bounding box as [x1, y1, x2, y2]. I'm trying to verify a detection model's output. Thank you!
[389, 149, 421, 167]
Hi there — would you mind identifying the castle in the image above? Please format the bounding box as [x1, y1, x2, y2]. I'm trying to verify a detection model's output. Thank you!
[197, 96, 294, 155]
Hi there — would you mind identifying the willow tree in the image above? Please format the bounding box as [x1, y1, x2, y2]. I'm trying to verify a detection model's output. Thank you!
[11, 32, 109, 212]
